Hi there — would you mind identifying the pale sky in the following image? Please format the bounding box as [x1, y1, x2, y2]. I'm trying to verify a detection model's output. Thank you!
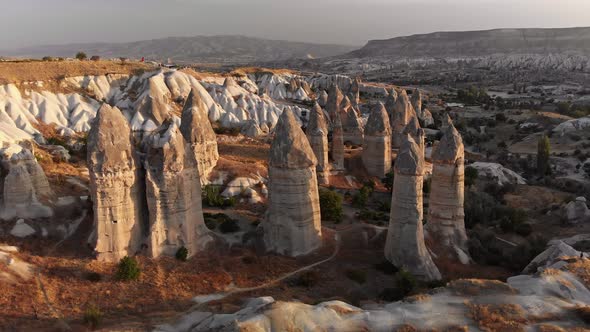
[2, 0, 590, 49]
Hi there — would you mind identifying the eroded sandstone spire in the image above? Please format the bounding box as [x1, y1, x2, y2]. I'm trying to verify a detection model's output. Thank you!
[326, 85, 344, 122]
[427, 117, 468, 257]
[403, 116, 425, 154]
[331, 107, 345, 170]
[411, 89, 434, 127]
[385, 134, 441, 281]
[265, 109, 322, 256]
[391, 90, 418, 149]
[384, 88, 398, 129]
[144, 120, 212, 258]
[307, 103, 330, 184]
[348, 77, 361, 107]
[87, 104, 144, 262]
[180, 88, 219, 183]
[362, 103, 392, 178]
[342, 107, 364, 146]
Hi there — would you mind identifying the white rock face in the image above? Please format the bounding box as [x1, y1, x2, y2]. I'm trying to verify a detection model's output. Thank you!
[385, 134, 441, 281]
[306, 104, 331, 185]
[342, 107, 364, 146]
[264, 109, 322, 257]
[0, 144, 53, 220]
[10, 219, 36, 238]
[410, 89, 434, 127]
[362, 103, 391, 178]
[428, 116, 468, 256]
[179, 89, 219, 183]
[389, 90, 418, 149]
[565, 197, 590, 224]
[523, 241, 586, 273]
[553, 116, 590, 135]
[87, 104, 145, 262]
[144, 120, 212, 258]
[241, 120, 263, 137]
[469, 162, 526, 186]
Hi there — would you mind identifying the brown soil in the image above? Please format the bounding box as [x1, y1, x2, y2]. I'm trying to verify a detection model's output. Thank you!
[0, 60, 152, 85]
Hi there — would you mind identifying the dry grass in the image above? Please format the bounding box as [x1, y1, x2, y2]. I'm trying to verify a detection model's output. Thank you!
[566, 258, 590, 288]
[448, 279, 516, 297]
[0, 60, 152, 84]
[468, 303, 527, 332]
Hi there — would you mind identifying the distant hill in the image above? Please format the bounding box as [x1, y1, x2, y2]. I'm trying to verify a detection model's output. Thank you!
[6, 35, 357, 64]
[345, 27, 590, 58]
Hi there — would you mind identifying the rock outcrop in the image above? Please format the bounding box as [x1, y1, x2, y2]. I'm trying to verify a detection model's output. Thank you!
[306, 104, 330, 185]
[0, 144, 53, 220]
[411, 89, 434, 127]
[144, 120, 212, 258]
[390, 90, 417, 149]
[325, 85, 344, 122]
[342, 107, 364, 146]
[385, 134, 441, 281]
[87, 104, 145, 262]
[331, 107, 345, 171]
[264, 109, 322, 257]
[427, 116, 469, 256]
[565, 197, 590, 224]
[180, 89, 219, 183]
[241, 120, 264, 138]
[362, 103, 391, 178]
[348, 77, 361, 107]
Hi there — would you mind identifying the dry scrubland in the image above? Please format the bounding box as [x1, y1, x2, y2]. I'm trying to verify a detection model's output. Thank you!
[0, 60, 152, 84]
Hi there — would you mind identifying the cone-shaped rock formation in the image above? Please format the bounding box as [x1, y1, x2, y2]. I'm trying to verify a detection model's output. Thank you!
[362, 103, 392, 178]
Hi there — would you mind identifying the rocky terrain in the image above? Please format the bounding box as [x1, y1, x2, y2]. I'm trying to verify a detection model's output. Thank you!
[1, 46, 590, 332]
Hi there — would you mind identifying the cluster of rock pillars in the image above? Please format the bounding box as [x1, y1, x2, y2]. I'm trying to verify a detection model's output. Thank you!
[87, 79, 466, 282]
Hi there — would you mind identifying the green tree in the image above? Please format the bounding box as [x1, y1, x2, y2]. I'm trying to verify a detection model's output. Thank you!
[115, 256, 141, 281]
[537, 135, 551, 176]
[465, 166, 478, 188]
[381, 171, 394, 192]
[319, 189, 343, 222]
[75, 51, 87, 60]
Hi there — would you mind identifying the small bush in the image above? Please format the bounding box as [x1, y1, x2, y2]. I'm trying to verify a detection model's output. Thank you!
[319, 189, 343, 222]
[381, 171, 394, 192]
[352, 185, 373, 208]
[219, 219, 240, 233]
[115, 256, 141, 281]
[76, 51, 87, 60]
[514, 223, 533, 237]
[345, 269, 367, 284]
[202, 185, 236, 208]
[395, 270, 417, 296]
[374, 260, 399, 275]
[294, 270, 320, 287]
[83, 305, 102, 329]
[175, 247, 188, 261]
[465, 166, 479, 187]
[85, 272, 101, 282]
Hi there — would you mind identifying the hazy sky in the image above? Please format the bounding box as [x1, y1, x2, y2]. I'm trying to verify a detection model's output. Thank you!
[2, 0, 590, 49]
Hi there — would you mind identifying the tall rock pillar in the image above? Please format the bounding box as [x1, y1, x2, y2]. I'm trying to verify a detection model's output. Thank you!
[391, 90, 417, 149]
[306, 103, 331, 185]
[385, 134, 441, 281]
[144, 120, 212, 258]
[264, 109, 322, 257]
[180, 89, 219, 184]
[427, 115, 468, 256]
[362, 103, 392, 178]
[87, 104, 144, 262]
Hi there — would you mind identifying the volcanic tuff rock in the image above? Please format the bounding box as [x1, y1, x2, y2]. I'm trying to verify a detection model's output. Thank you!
[385, 134, 441, 281]
[306, 103, 330, 184]
[362, 103, 392, 178]
[348, 77, 361, 107]
[241, 120, 264, 138]
[342, 107, 364, 146]
[144, 120, 212, 258]
[384, 88, 398, 130]
[428, 116, 469, 256]
[180, 89, 219, 183]
[411, 89, 434, 127]
[565, 197, 590, 224]
[403, 116, 424, 154]
[0, 144, 53, 220]
[390, 90, 417, 149]
[331, 107, 345, 170]
[265, 109, 321, 257]
[325, 85, 344, 122]
[87, 104, 144, 262]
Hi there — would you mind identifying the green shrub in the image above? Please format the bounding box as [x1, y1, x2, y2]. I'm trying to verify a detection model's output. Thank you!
[75, 51, 87, 60]
[115, 256, 141, 281]
[515, 223, 533, 237]
[294, 270, 320, 287]
[202, 185, 236, 208]
[175, 247, 188, 261]
[85, 272, 101, 282]
[83, 304, 102, 329]
[423, 178, 431, 194]
[374, 260, 399, 275]
[219, 219, 240, 233]
[352, 185, 373, 208]
[319, 189, 343, 222]
[381, 171, 394, 192]
[345, 269, 367, 284]
[395, 270, 417, 296]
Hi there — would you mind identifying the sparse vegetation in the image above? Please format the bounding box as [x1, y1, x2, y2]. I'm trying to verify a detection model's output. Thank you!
[115, 256, 141, 281]
[381, 171, 394, 192]
[352, 185, 373, 208]
[202, 185, 236, 208]
[175, 247, 189, 261]
[204, 213, 240, 233]
[537, 135, 551, 176]
[75, 51, 88, 60]
[465, 166, 478, 187]
[345, 269, 367, 284]
[319, 189, 343, 222]
[83, 304, 103, 329]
